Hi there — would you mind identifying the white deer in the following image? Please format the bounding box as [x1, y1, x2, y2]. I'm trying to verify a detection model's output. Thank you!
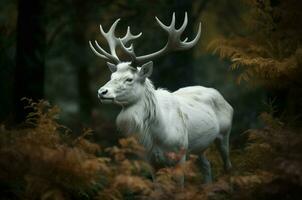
[89, 13, 233, 184]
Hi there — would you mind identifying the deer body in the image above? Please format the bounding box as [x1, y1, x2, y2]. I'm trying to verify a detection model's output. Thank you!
[90, 13, 233, 183]
[117, 77, 233, 155]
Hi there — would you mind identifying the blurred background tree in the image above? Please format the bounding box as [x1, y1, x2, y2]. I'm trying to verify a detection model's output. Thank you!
[13, 0, 46, 123]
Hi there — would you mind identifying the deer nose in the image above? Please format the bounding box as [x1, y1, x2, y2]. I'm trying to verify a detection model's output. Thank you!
[98, 88, 108, 98]
[100, 89, 108, 95]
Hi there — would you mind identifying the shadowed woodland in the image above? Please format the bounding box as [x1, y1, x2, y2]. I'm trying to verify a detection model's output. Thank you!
[0, 0, 302, 199]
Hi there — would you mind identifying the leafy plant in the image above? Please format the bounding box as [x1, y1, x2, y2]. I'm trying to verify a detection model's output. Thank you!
[208, 0, 302, 88]
[1, 99, 301, 199]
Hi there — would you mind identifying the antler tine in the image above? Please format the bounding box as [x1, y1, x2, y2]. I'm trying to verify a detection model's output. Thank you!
[121, 26, 142, 45]
[155, 12, 176, 30]
[170, 12, 176, 28]
[119, 40, 138, 66]
[89, 41, 108, 60]
[101, 19, 120, 60]
[155, 16, 169, 31]
[94, 40, 119, 62]
[181, 22, 201, 48]
[178, 12, 188, 33]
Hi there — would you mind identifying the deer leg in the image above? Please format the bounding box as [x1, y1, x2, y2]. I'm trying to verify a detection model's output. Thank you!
[198, 154, 212, 183]
[176, 154, 186, 188]
[148, 164, 162, 191]
[215, 128, 232, 172]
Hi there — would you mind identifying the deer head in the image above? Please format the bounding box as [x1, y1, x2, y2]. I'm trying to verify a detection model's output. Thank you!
[90, 12, 201, 105]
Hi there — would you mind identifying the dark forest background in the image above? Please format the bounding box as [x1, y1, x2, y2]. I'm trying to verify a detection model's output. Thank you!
[0, 0, 302, 199]
[0, 0, 265, 145]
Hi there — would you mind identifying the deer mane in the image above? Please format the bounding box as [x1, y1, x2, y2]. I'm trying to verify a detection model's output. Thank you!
[116, 79, 159, 151]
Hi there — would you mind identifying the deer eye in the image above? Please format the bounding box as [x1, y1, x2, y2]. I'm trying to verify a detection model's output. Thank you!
[125, 78, 133, 82]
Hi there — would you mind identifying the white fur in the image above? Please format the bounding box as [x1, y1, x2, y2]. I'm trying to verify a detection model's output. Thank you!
[98, 62, 233, 183]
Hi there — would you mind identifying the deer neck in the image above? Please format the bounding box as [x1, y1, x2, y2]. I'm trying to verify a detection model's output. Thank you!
[116, 79, 159, 150]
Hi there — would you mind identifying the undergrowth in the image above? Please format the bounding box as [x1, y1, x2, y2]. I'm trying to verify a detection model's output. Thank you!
[0, 99, 301, 199]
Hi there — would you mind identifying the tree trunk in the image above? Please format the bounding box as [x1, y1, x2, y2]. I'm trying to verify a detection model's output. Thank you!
[72, 0, 93, 125]
[13, 0, 46, 123]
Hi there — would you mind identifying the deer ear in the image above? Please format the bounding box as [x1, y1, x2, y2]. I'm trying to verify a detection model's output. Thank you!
[107, 62, 117, 73]
[138, 61, 153, 79]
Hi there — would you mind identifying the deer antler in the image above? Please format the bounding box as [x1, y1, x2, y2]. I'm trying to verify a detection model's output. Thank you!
[89, 19, 142, 64]
[120, 12, 201, 65]
[90, 12, 201, 66]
